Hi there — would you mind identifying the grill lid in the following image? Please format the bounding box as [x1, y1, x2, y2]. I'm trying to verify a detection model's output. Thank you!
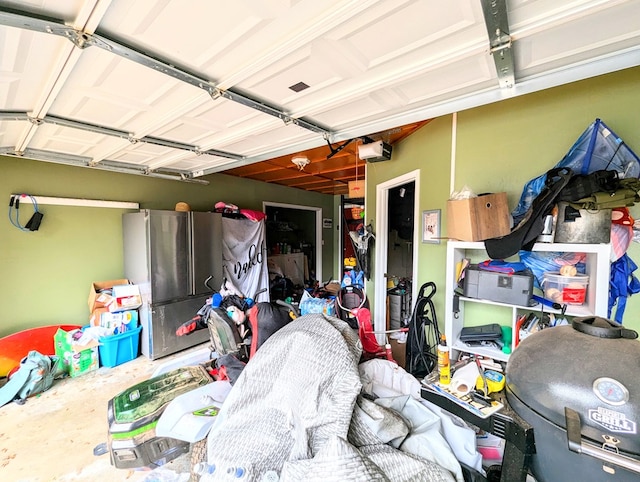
[506, 317, 640, 455]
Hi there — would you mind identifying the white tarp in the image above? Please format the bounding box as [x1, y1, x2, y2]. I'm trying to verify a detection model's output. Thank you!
[205, 314, 457, 481]
[221, 217, 270, 302]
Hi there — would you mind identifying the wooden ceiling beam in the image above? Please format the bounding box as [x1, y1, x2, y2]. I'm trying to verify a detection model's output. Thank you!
[219, 120, 430, 195]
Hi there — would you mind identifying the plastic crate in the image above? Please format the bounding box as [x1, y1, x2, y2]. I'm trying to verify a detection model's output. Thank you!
[99, 325, 142, 367]
[542, 271, 589, 305]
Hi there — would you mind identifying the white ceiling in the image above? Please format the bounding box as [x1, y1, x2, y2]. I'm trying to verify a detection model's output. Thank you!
[1, 0, 639, 185]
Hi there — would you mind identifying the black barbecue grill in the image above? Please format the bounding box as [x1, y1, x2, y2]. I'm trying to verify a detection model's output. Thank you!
[506, 316, 640, 481]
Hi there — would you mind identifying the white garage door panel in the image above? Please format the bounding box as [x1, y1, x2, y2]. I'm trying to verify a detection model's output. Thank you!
[0, 0, 637, 179]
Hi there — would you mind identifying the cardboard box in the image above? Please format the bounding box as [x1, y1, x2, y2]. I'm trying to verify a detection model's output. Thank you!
[88, 279, 130, 312]
[99, 310, 139, 332]
[110, 284, 142, 312]
[390, 338, 406, 369]
[447, 192, 510, 241]
[89, 307, 109, 328]
[54, 328, 99, 377]
[348, 180, 365, 199]
[300, 297, 336, 316]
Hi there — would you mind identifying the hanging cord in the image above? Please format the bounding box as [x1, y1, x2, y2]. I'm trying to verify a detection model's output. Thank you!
[354, 157, 358, 183]
[8, 194, 43, 231]
[405, 281, 441, 378]
[9, 195, 28, 231]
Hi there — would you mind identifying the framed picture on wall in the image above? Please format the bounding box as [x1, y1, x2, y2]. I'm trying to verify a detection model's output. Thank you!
[422, 209, 441, 244]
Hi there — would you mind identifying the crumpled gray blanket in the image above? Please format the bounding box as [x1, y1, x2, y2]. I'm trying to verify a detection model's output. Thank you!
[204, 314, 456, 482]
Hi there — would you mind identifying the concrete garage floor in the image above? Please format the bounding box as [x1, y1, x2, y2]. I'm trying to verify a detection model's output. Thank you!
[0, 343, 211, 482]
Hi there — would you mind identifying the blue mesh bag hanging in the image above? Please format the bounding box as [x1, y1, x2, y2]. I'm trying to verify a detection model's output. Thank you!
[512, 119, 640, 224]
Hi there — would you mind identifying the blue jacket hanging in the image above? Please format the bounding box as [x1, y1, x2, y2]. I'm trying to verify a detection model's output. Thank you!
[608, 253, 640, 323]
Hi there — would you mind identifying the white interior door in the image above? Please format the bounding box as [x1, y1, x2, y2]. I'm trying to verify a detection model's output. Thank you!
[374, 170, 420, 343]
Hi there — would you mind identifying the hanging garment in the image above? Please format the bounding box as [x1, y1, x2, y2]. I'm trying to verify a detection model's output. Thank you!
[608, 253, 640, 323]
[349, 224, 375, 280]
[222, 217, 270, 303]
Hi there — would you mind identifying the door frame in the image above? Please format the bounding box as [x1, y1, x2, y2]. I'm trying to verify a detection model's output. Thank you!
[262, 201, 323, 283]
[374, 170, 420, 342]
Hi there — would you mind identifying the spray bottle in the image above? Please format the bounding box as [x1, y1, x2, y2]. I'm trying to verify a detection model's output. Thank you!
[437, 335, 451, 385]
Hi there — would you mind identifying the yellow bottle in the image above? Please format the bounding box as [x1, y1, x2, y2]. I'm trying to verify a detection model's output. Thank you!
[437, 335, 450, 385]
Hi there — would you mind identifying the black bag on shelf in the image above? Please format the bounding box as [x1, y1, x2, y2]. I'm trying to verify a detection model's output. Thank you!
[460, 323, 503, 342]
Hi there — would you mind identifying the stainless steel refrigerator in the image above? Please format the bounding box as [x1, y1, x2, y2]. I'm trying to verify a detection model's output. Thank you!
[123, 210, 223, 359]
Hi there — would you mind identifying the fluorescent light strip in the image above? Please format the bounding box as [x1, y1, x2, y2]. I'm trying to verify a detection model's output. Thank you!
[11, 194, 139, 209]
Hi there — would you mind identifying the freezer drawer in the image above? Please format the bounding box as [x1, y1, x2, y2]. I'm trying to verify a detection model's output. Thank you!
[140, 295, 210, 359]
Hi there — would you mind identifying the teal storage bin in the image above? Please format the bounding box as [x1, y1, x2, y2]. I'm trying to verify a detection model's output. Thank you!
[99, 325, 142, 367]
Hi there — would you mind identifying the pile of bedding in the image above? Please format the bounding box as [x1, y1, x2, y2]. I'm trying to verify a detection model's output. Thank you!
[204, 314, 460, 481]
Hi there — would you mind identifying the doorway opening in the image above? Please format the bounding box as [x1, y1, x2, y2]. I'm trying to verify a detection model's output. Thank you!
[374, 170, 420, 342]
[263, 202, 322, 302]
[386, 182, 415, 331]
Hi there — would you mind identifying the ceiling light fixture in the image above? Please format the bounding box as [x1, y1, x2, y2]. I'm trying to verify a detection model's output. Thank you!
[292, 156, 310, 171]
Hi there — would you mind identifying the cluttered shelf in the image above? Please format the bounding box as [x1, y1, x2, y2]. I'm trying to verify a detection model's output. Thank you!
[418, 346, 536, 482]
[422, 118, 640, 482]
[444, 240, 611, 362]
[342, 197, 365, 274]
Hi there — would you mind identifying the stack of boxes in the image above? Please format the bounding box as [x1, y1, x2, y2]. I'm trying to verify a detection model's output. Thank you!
[88, 279, 143, 369]
[88, 279, 142, 325]
[54, 279, 143, 377]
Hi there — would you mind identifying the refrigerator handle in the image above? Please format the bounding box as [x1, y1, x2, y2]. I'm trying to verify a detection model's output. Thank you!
[188, 211, 196, 295]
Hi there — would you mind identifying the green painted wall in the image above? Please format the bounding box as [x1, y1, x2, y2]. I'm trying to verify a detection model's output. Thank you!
[4, 66, 640, 338]
[367, 65, 640, 334]
[365, 115, 452, 315]
[1, 158, 335, 336]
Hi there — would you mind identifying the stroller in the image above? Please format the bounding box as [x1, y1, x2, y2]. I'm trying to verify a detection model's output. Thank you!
[336, 284, 369, 330]
[336, 284, 396, 362]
